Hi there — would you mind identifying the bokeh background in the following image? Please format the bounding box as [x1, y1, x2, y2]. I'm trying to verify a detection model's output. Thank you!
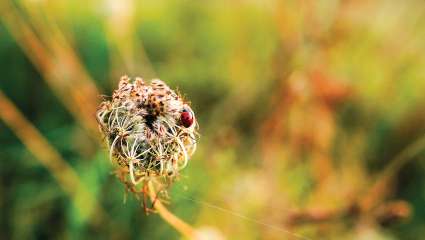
[1, 0, 425, 239]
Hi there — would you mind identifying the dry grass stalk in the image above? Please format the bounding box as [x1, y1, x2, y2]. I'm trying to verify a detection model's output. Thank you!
[0, 90, 107, 226]
[0, 0, 100, 135]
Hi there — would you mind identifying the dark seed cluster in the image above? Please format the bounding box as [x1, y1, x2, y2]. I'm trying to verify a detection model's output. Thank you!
[96, 76, 198, 187]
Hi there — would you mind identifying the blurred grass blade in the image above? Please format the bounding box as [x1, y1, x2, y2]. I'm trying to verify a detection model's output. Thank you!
[0, 90, 106, 226]
[104, 0, 157, 80]
[0, 0, 99, 135]
[361, 134, 425, 211]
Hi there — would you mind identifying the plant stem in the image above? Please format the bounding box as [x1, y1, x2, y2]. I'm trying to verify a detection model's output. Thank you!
[147, 181, 196, 239]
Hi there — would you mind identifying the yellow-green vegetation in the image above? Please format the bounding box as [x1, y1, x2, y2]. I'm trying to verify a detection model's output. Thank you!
[1, 0, 425, 239]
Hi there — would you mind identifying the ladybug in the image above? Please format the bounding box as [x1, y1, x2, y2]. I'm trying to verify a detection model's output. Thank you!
[180, 108, 194, 128]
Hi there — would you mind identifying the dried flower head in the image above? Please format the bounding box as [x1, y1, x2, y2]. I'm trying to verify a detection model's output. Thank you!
[96, 76, 198, 198]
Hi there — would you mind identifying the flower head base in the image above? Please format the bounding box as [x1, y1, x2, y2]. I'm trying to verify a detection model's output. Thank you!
[97, 76, 198, 189]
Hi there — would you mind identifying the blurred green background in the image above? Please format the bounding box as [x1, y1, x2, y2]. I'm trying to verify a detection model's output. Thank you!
[1, 0, 425, 239]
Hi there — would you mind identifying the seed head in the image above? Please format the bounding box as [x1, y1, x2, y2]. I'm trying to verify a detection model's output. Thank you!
[97, 76, 198, 188]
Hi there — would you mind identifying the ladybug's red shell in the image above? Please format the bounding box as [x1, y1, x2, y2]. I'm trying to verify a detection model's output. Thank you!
[180, 110, 194, 128]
